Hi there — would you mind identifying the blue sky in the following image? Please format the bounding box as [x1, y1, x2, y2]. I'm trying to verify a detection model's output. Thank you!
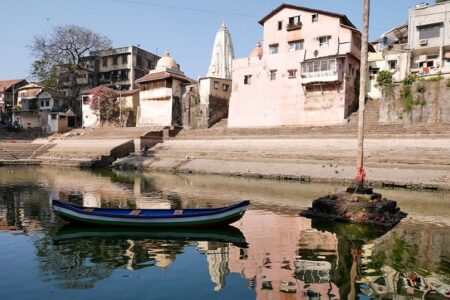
[0, 0, 427, 81]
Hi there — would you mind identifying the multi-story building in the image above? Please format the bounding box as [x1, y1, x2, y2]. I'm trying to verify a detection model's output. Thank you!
[77, 45, 160, 92]
[368, 22, 409, 99]
[228, 4, 363, 128]
[408, 2, 450, 76]
[0, 79, 28, 122]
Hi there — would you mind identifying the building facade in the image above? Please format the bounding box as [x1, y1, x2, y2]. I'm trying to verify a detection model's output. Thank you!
[77, 45, 160, 92]
[408, 2, 450, 76]
[16, 83, 74, 132]
[228, 4, 362, 128]
[136, 51, 194, 127]
[0, 79, 28, 122]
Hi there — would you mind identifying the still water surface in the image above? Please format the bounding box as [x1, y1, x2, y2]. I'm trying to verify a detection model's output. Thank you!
[0, 166, 449, 300]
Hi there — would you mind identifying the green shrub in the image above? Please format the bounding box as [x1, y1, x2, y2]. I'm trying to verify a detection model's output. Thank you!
[376, 70, 393, 89]
[402, 74, 417, 85]
[418, 75, 443, 82]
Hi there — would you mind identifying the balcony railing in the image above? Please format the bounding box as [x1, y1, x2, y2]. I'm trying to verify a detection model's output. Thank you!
[301, 70, 339, 84]
[287, 22, 302, 31]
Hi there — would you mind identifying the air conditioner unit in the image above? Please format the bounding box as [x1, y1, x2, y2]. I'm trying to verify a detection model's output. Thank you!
[419, 39, 428, 46]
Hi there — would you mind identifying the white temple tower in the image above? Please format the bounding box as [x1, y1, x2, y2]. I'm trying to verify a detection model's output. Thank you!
[207, 23, 234, 79]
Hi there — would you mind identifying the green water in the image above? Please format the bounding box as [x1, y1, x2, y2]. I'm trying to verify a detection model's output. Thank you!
[0, 166, 449, 300]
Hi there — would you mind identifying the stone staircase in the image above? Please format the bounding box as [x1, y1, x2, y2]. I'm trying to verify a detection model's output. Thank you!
[69, 126, 165, 140]
[171, 99, 450, 140]
[0, 142, 45, 161]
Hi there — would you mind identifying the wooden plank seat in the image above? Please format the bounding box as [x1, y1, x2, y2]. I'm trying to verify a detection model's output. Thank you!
[84, 208, 95, 212]
[173, 210, 183, 215]
[129, 209, 142, 216]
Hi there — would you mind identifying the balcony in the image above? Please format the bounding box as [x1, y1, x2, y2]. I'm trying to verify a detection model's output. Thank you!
[301, 58, 339, 84]
[287, 22, 302, 31]
[301, 70, 339, 84]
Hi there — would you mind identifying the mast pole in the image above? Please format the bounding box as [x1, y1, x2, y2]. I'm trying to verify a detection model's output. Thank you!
[356, 0, 370, 188]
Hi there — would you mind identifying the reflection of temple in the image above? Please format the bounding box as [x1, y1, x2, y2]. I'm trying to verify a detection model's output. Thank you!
[197, 242, 230, 292]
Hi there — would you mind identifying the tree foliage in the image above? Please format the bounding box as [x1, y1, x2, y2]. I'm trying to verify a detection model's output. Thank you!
[29, 25, 112, 97]
[89, 88, 120, 126]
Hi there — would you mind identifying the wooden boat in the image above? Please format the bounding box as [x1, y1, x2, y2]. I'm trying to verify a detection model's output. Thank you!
[52, 200, 250, 228]
[54, 225, 248, 248]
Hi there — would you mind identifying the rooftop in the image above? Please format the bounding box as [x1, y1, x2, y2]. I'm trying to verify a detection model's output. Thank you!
[0, 79, 27, 92]
[258, 3, 356, 29]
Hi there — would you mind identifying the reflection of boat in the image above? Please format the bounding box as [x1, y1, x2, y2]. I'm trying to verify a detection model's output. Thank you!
[52, 199, 250, 227]
[54, 225, 248, 248]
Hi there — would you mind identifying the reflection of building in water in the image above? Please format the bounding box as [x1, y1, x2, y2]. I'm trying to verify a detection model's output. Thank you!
[197, 242, 230, 292]
[228, 211, 340, 299]
[358, 223, 450, 299]
[82, 192, 101, 207]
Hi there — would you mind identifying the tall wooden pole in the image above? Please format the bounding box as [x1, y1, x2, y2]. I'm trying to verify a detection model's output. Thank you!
[356, 0, 370, 187]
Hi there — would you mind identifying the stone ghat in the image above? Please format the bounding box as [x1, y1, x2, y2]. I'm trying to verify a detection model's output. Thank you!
[300, 188, 407, 228]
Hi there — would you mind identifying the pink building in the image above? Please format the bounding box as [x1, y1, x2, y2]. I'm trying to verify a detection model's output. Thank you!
[228, 4, 363, 127]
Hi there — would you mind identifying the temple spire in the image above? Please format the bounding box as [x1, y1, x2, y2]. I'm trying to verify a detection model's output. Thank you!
[207, 23, 234, 79]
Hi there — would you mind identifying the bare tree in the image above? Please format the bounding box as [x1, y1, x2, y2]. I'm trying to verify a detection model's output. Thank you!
[30, 25, 112, 98]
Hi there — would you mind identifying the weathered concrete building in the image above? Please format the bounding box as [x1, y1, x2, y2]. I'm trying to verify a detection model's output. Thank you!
[408, 2, 450, 76]
[136, 51, 194, 127]
[228, 4, 363, 128]
[368, 22, 409, 99]
[15, 83, 75, 132]
[0, 79, 28, 122]
[77, 45, 160, 92]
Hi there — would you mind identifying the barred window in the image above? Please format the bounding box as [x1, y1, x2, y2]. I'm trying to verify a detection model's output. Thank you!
[418, 24, 441, 39]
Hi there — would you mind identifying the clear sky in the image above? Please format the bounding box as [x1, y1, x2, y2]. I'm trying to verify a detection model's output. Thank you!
[0, 0, 428, 81]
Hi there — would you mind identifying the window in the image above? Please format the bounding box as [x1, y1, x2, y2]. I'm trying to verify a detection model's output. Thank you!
[40, 100, 44, 107]
[269, 44, 279, 54]
[102, 57, 107, 67]
[301, 59, 337, 73]
[278, 21, 283, 30]
[270, 70, 277, 80]
[318, 36, 331, 47]
[82, 96, 90, 105]
[312, 13, 319, 23]
[113, 56, 118, 65]
[288, 40, 304, 51]
[122, 55, 128, 64]
[45, 100, 50, 106]
[418, 23, 441, 40]
[213, 81, 219, 89]
[388, 60, 397, 70]
[288, 16, 301, 28]
[244, 75, 252, 85]
[136, 55, 142, 66]
[147, 60, 153, 69]
[222, 84, 229, 91]
[288, 69, 297, 78]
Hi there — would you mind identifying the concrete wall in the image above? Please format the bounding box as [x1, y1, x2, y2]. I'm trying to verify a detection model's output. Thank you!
[138, 79, 184, 127]
[380, 80, 450, 124]
[82, 96, 100, 128]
